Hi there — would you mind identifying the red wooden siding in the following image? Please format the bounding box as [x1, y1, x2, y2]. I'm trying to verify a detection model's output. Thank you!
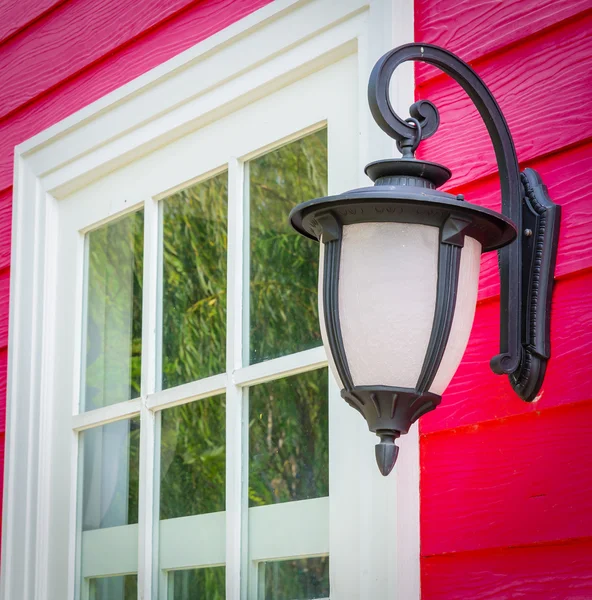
[420, 14, 592, 190]
[475, 142, 592, 301]
[422, 401, 592, 555]
[0, 270, 8, 349]
[0, 188, 10, 271]
[0, 431, 3, 534]
[422, 540, 592, 600]
[0, 350, 6, 428]
[415, 0, 591, 85]
[423, 272, 592, 434]
[0, 0, 65, 45]
[0, 0, 271, 535]
[416, 0, 592, 597]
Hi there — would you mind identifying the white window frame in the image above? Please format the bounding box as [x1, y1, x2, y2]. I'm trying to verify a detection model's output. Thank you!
[1, 1, 419, 599]
[66, 56, 361, 600]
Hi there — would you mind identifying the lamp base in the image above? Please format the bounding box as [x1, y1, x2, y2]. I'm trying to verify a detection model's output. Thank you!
[341, 386, 441, 475]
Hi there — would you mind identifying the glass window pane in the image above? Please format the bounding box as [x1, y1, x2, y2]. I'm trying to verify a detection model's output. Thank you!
[249, 369, 328, 507]
[161, 172, 228, 390]
[158, 398, 225, 582]
[89, 575, 137, 600]
[259, 557, 329, 600]
[249, 129, 327, 364]
[168, 567, 225, 600]
[83, 211, 143, 411]
[160, 396, 226, 519]
[81, 417, 140, 531]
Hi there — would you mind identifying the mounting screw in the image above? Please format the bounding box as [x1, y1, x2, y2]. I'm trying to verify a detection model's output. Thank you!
[456, 194, 465, 201]
[524, 228, 533, 237]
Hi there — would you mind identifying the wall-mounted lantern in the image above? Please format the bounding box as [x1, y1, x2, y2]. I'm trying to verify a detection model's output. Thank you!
[290, 43, 561, 476]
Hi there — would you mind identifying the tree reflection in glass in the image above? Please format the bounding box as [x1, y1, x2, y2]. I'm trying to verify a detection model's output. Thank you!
[260, 557, 329, 600]
[83, 210, 144, 411]
[249, 129, 327, 364]
[161, 172, 227, 390]
[169, 567, 225, 600]
[89, 575, 137, 600]
[160, 396, 226, 519]
[249, 369, 328, 507]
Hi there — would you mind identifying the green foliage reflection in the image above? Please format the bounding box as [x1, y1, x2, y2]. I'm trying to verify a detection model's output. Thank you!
[89, 575, 137, 600]
[160, 397, 226, 519]
[169, 567, 225, 600]
[249, 369, 328, 507]
[162, 173, 228, 389]
[261, 557, 329, 600]
[84, 211, 143, 409]
[249, 129, 327, 363]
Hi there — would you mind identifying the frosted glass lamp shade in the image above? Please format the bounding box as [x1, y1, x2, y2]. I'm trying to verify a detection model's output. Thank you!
[336, 222, 439, 388]
[319, 222, 482, 396]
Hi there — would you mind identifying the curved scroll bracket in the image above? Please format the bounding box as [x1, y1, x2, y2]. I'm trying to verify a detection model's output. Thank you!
[368, 43, 561, 401]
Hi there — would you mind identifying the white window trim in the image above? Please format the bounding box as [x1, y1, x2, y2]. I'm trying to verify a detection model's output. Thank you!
[1, 0, 419, 598]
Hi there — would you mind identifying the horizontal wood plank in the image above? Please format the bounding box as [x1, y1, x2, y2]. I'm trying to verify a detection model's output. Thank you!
[0, 268, 8, 348]
[0, 349, 6, 431]
[472, 141, 592, 301]
[0, 0, 271, 192]
[0, 0, 66, 45]
[422, 539, 592, 599]
[416, 15, 592, 191]
[0, 0, 199, 119]
[0, 187, 11, 271]
[421, 271, 592, 434]
[421, 401, 592, 555]
[414, 0, 591, 84]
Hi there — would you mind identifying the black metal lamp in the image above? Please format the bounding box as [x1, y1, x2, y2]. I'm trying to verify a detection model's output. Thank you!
[289, 43, 561, 476]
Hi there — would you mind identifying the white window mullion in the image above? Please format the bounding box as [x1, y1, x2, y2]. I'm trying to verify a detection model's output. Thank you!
[232, 346, 327, 388]
[241, 160, 251, 368]
[145, 202, 161, 394]
[155, 200, 164, 393]
[145, 373, 227, 412]
[138, 406, 157, 599]
[226, 157, 247, 600]
[238, 158, 259, 600]
[71, 399, 142, 432]
[138, 196, 160, 599]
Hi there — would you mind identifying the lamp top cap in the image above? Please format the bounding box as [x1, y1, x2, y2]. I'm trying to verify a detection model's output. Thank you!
[365, 158, 451, 188]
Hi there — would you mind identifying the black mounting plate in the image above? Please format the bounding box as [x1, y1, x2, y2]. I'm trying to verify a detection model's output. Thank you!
[505, 168, 561, 400]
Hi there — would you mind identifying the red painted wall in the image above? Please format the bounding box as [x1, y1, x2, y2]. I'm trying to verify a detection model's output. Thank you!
[0, 0, 271, 534]
[415, 1, 592, 598]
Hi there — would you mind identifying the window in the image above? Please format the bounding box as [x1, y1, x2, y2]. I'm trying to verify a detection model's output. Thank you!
[3, 2, 418, 598]
[66, 56, 359, 599]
